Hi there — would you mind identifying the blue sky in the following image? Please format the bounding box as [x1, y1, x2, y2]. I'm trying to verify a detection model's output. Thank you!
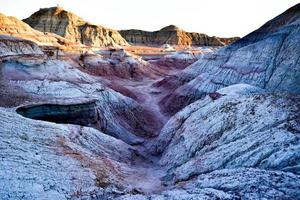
[0, 0, 299, 37]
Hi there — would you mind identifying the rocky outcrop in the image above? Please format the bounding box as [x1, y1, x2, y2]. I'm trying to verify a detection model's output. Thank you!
[0, 107, 139, 199]
[149, 51, 200, 69]
[0, 13, 80, 49]
[115, 84, 300, 199]
[0, 35, 45, 107]
[0, 35, 43, 57]
[118, 168, 300, 200]
[80, 49, 159, 80]
[158, 3, 300, 115]
[140, 85, 300, 199]
[153, 86, 300, 175]
[0, 37, 165, 199]
[0, 53, 161, 144]
[120, 25, 239, 46]
[23, 7, 128, 47]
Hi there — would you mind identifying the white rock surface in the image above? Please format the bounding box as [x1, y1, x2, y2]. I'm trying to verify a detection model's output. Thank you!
[152, 89, 300, 184]
[0, 35, 43, 57]
[0, 108, 136, 199]
[164, 51, 198, 60]
[117, 168, 300, 200]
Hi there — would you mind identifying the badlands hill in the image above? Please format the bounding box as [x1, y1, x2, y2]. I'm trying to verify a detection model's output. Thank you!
[158, 3, 300, 115]
[0, 12, 81, 49]
[120, 25, 239, 46]
[23, 7, 128, 47]
[0, 3, 299, 200]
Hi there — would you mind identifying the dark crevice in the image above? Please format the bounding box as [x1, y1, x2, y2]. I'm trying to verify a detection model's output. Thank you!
[16, 101, 100, 127]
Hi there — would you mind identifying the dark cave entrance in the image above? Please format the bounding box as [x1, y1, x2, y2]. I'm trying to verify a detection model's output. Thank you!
[16, 101, 100, 127]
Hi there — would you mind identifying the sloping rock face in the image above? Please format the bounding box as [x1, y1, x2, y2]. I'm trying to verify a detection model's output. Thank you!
[0, 35, 43, 57]
[0, 39, 161, 144]
[149, 51, 200, 69]
[0, 35, 45, 107]
[0, 108, 137, 199]
[120, 25, 239, 46]
[142, 85, 300, 199]
[0, 36, 164, 199]
[118, 169, 300, 200]
[158, 4, 300, 115]
[23, 7, 128, 47]
[80, 49, 158, 80]
[0, 13, 79, 49]
[153, 86, 300, 175]
[117, 84, 300, 199]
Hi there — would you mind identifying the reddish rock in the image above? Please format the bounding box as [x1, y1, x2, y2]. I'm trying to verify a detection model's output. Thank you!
[208, 92, 223, 100]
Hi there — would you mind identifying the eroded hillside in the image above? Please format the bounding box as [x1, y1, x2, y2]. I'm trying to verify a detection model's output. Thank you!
[0, 3, 299, 200]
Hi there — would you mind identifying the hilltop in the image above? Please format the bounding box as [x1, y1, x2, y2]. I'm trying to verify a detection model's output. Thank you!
[120, 25, 239, 46]
[23, 7, 128, 47]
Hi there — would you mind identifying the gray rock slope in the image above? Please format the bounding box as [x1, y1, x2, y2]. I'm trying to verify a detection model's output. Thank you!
[0, 35, 43, 56]
[158, 3, 300, 115]
[0, 36, 163, 199]
[153, 85, 300, 178]
[118, 168, 300, 200]
[118, 84, 300, 199]
[0, 36, 160, 145]
[0, 108, 135, 199]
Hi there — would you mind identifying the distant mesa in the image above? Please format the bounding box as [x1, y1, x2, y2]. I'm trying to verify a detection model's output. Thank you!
[22, 7, 238, 48]
[23, 7, 129, 47]
[120, 25, 239, 46]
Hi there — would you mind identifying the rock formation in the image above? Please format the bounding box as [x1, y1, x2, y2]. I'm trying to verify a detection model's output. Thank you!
[149, 50, 200, 69]
[153, 85, 300, 178]
[120, 25, 239, 46]
[0, 39, 161, 144]
[0, 12, 80, 49]
[158, 3, 300, 115]
[80, 49, 158, 80]
[0, 35, 43, 57]
[0, 107, 140, 199]
[117, 84, 300, 199]
[23, 7, 128, 47]
[0, 3, 300, 200]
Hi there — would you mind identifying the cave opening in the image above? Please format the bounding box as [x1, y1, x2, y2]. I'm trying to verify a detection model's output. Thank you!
[16, 101, 100, 127]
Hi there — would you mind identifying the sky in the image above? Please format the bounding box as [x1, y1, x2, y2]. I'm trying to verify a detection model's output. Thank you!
[0, 0, 299, 37]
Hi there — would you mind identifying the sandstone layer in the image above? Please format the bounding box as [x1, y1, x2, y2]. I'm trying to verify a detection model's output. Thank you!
[0, 12, 81, 49]
[120, 25, 239, 46]
[24, 7, 128, 47]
